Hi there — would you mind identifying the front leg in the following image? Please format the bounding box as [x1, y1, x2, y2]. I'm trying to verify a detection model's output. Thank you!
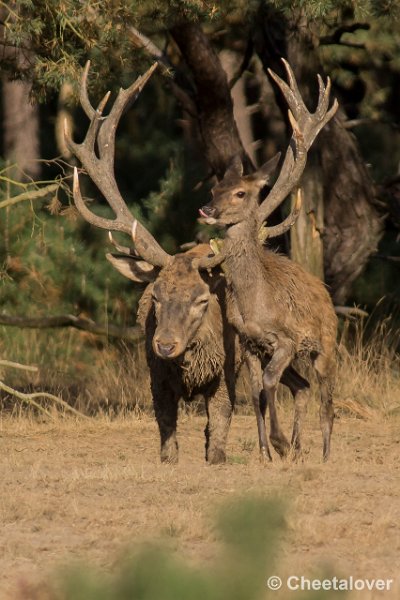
[205, 381, 233, 464]
[152, 379, 179, 464]
[245, 352, 272, 463]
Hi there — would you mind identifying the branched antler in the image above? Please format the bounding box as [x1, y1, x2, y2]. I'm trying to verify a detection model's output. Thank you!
[64, 61, 171, 268]
[258, 59, 338, 226]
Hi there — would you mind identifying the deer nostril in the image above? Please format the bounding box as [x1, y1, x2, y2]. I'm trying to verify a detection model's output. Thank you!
[156, 342, 177, 357]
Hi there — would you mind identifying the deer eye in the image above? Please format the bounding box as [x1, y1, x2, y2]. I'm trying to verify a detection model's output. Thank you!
[197, 297, 209, 305]
[235, 191, 246, 199]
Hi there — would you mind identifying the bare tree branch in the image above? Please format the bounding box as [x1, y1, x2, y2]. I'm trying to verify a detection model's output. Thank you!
[128, 26, 198, 118]
[335, 306, 369, 319]
[0, 379, 90, 419]
[320, 23, 370, 46]
[0, 360, 38, 372]
[0, 313, 142, 342]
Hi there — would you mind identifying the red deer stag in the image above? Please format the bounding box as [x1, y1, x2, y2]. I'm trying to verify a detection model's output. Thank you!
[199, 59, 339, 462]
[64, 61, 307, 464]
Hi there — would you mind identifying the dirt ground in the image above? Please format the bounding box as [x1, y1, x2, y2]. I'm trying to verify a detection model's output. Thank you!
[0, 409, 399, 599]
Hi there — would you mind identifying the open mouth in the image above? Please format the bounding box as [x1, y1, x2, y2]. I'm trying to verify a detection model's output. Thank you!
[198, 208, 217, 225]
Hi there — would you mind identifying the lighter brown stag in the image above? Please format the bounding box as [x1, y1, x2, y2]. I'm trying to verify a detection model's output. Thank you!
[200, 59, 339, 462]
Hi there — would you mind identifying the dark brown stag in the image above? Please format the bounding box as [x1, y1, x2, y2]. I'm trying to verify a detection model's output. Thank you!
[200, 59, 339, 462]
[64, 61, 307, 464]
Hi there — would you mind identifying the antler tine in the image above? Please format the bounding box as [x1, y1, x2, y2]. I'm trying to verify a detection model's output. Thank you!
[98, 63, 158, 164]
[281, 58, 305, 113]
[316, 75, 330, 119]
[80, 60, 96, 120]
[258, 59, 338, 224]
[82, 91, 111, 154]
[73, 167, 124, 232]
[261, 188, 302, 240]
[108, 231, 139, 256]
[268, 68, 300, 120]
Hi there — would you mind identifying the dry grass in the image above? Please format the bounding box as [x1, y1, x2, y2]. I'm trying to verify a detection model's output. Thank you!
[335, 317, 400, 419]
[0, 411, 399, 599]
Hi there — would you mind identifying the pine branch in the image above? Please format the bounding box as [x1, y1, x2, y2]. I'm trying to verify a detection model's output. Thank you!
[0, 183, 59, 209]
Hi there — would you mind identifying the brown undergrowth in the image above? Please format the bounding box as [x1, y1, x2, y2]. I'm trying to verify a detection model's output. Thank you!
[1, 315, 399, 420]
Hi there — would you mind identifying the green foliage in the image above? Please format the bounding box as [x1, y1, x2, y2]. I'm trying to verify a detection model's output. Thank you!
[0, 176, 137, 325]
[35, 496, 344, 600]
[263, 0, 400, 19]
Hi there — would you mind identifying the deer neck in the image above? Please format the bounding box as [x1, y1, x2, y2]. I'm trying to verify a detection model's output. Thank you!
[222, 217, 265, 316]
[224, 216, 261, 267]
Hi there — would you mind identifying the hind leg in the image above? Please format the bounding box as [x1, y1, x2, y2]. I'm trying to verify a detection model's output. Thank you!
[281, 366, 310, 458]
[314, 354, 336, 461]
[262, 341, 294, 458]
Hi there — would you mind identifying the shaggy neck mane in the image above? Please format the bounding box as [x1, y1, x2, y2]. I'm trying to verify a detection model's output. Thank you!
[181, 296, 224, 390]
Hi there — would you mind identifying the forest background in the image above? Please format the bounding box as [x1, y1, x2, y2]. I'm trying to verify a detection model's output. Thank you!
[0, 0, 399, 409]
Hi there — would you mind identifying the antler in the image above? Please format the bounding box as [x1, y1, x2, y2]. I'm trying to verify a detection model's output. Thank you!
[258, 58, 338, 227]
[64, 61, 171, 268]
[259, 188, 303, 241]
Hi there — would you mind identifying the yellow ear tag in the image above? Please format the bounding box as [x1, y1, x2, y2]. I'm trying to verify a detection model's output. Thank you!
[209, 238, 224, 255]
[258, 224, 268, 244]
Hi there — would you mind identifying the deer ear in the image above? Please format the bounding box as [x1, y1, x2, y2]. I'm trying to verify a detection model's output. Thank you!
[253, 152, 281, 186]
[223, 155, 244, 181]
[106, 253, 158, 283]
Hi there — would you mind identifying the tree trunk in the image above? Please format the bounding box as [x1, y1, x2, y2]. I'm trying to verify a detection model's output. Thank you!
[219, 50, 258, 166]
[253, 7, 383, 304]
[290, 156, 325, 281]
[2, 78, 41, 181]
[171, 22, 254, 177]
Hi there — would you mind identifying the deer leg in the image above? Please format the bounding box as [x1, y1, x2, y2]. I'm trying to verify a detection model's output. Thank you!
[205, 383, 233, 465]
[262, 343, 293, 458]
[246, 352, 272, 463]
[281, 366, 310, 459]
[152, 382, 179, 464]
[314, 354, 335, 462]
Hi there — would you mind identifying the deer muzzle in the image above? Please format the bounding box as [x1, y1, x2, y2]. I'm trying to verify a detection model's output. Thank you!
[199, 205, 217, 225]
[153, 339, 178, 359]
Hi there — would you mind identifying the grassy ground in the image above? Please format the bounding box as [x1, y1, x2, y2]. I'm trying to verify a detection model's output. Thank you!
[0, 408, 399, 599]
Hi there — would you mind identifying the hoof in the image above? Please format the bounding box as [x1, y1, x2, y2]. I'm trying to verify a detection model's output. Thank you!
[259, 446, 272, 464]
[270, 435, 290, 459]
[207, 448, 227, 465]
[160, 452, 178, 465]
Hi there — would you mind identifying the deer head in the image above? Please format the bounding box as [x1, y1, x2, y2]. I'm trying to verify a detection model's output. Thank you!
[199, 154, 281, 227]
[106, 243, 220, 359]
